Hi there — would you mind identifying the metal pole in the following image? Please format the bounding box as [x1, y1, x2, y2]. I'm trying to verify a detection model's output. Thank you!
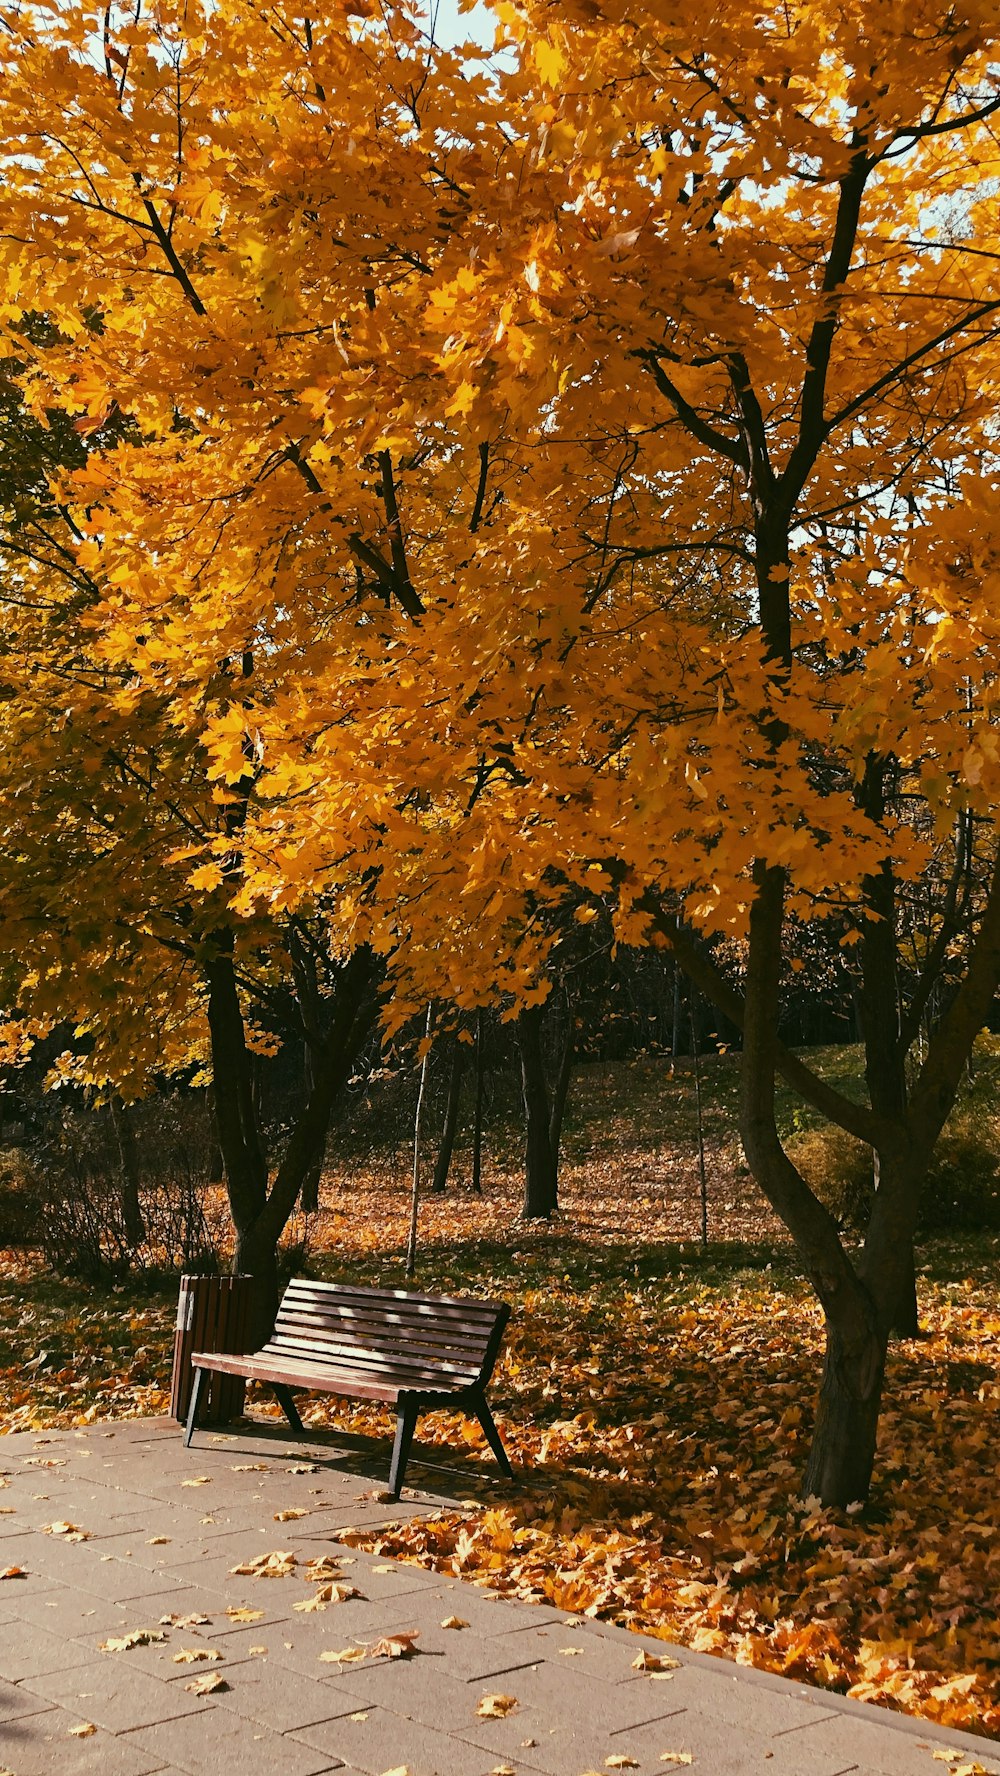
[406, 1004, 433, 1279]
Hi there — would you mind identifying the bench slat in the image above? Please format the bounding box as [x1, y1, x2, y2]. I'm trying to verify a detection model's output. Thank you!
[260, 1340, 480, 1385]
[272, 1308, 494, 1359]
[278, 1280, 505, 1317]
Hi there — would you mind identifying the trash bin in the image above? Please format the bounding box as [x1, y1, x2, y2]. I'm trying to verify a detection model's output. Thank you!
[169, 1274, 253, 1426]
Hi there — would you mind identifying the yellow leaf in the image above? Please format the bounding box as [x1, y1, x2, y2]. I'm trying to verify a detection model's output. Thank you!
[660, 1756, 694, 1767]
[632, 1651, 679, 1673]
[69, 1723, 97, 1737]
[440, 1615, 469, 1629]
[185, 1673, 229, 1695]
[172, 1648, 223, 1664]
[225, 1607, 264, 1623]
[476, 1693, 517, 1718]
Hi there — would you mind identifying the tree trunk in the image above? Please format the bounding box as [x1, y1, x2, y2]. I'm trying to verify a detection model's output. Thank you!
[430, 1038, 465, 1194]
[517, 1004, 557, 1219]
[802, 1308, 887, 1506]
[471, 1008, 485, 1195]
[206, 939, 374, 1343]
[299, 1040, 323, 1215]
[110, 1098, 145, 1247]
[204, 1087, 225, 1184]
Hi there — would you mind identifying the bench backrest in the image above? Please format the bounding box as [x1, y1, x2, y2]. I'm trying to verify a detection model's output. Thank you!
[260, 1279, 510, 1395]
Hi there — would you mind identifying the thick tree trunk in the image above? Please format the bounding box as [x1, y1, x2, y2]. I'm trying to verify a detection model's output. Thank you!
[802, 1308, 887, 1506]
[299, 1041, 323, 1215]
[207, 939, 374, 1343]
[517, 1004, 557, 1219]
[110, 1098, 145, 1247]
[430, 1038, 465, 1194]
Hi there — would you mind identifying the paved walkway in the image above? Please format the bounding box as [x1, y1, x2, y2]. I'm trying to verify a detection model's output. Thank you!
[0, 1418, 996, 1776]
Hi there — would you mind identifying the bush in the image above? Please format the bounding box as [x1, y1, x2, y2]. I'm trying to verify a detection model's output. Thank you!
[788, 1116, 1000, 1237]
[26, 1095, 219, 1281]
[0, 1150, 43, 1245]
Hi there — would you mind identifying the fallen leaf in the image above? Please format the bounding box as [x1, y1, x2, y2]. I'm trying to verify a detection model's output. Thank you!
[172, 1647, 223, 1664]
[659, 1756, 694, 1767]
[379, 1767, 411, 1776]
[159, 1612, 211, 1629]
[185, 1673, 229, 1695]
[146, 1536, 170, 1546]
[491, 1766, 516, 1776]
[181, 1476, 211, 1486]
[100, 1629, 167, 1651]
[349, 1711, 369, 1721]
[440, 1615, 469, 1629]
[229, 1550, 297, 1577]
[286, 1463, 318, 1474]
[43, 1520, 90, 1542]
[606, 1759, 640, 1770]
[476, 1693, 517, 1718]
[632, 1651, 680, 1673]
[0, 1567, 26, 1580]
[249, 1646, 267, 1656]
[369, 1632, 420, 1660]
[232, 1464, 267, 1472]
[274, 1508, 310, 1522]
[294, 1581, 361, 1611]
[559, 1645, 584, 1656]
[225, 1606, 264, 1623]
[318, 1646, 368, 1664]
[302, 1556, 344, 1580]
[68, 1723, 97, 1737]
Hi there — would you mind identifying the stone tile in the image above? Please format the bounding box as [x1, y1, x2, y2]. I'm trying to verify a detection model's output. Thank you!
[566, 1706, 851, 1776]
[778, 1711, 1000, 1776]
[325, 1657, 499, 1727]
[451, 1658, 684, 1735]
[24, 1538, 194, 1602]
[210, 1657, 368, 1731]
[21, 1656, 205, 1732]
[0, 1618, 98, 1681]
[648, 1662, 840, 1737]
[0, 1674, 56, 1723]
[0, 1512, 33, 1538]
[366, 1579, 565, 1636]
[292, 1705, 501, 1775]
[124, 1705, 344, 1775]
[0, 1705, 167, 1776]
[7, 1585, 138, 1639]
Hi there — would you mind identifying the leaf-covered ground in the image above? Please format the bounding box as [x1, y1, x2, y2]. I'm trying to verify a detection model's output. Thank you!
[1, 1053, 998, 1741]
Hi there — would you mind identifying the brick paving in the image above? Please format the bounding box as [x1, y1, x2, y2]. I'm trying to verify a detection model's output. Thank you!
[0, 1418, 997, 1776]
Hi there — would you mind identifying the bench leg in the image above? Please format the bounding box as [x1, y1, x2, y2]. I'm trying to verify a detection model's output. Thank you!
[388, 1401, 418, 1499]
[475, 1397, 513, 1480]
[273, 1384, 305, 1434]
[184, 1367, 206, 1448]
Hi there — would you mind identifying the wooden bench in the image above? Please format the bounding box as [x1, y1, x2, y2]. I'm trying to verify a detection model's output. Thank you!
[184, 1278, 513, 1498]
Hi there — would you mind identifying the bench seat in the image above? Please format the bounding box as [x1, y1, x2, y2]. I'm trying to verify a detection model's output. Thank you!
[183, 1278, 513, 1497]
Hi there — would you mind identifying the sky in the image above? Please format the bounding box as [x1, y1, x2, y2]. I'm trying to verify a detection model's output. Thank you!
[426, 0, 496, 50]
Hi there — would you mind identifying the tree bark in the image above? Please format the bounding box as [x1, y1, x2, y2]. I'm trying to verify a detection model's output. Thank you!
[517, 1003, 557, 1218]
[430, 1037, 465, 1194]
[802, 1307, 887, 1506]
[299, 1040, 323, 1215]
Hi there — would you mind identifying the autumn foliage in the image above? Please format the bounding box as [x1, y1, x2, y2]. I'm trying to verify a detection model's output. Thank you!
[2, 0, 1000, 1505]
